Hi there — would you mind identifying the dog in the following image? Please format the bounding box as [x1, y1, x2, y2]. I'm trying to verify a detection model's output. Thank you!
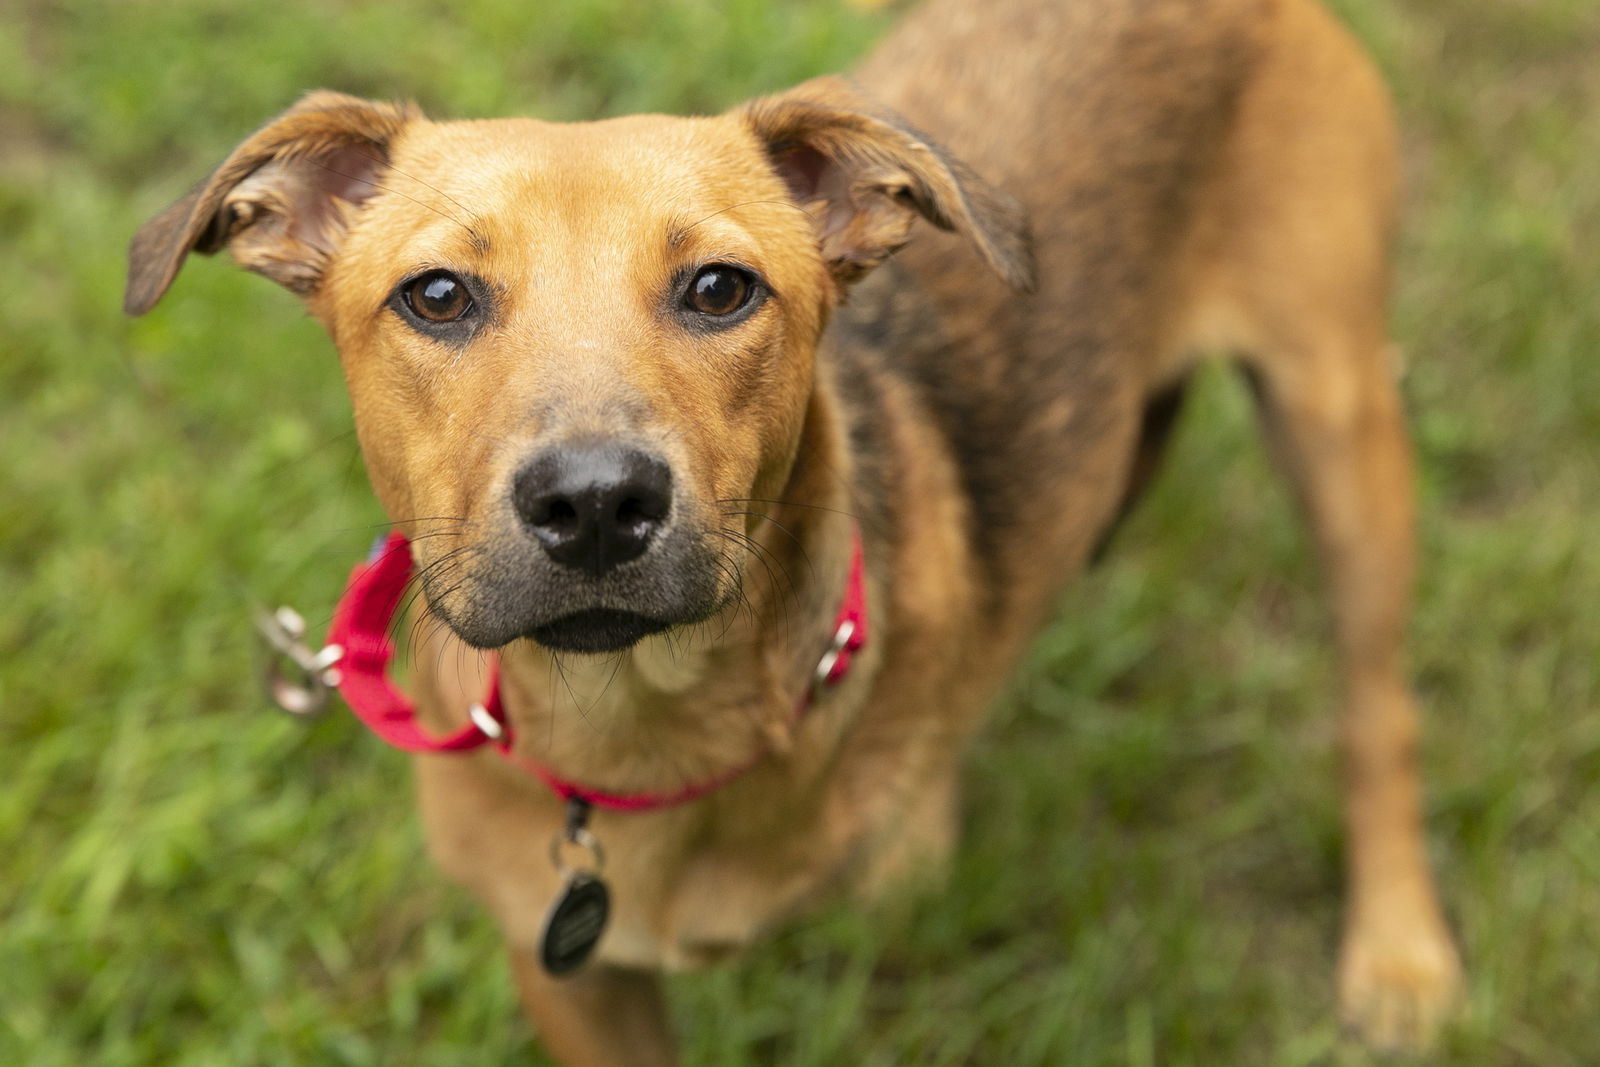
[125, 0, 1462, 1059]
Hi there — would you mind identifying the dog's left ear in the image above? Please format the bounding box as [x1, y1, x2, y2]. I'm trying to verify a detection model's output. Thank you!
[742, 75, 1035, 292]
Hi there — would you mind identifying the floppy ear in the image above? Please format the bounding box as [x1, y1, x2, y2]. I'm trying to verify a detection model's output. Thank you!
[124, 91, 419, 316]
[741, 75, 1035, 292]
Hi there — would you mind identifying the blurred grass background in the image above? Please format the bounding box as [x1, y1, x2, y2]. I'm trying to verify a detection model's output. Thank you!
[3, 0, 1598, 1063]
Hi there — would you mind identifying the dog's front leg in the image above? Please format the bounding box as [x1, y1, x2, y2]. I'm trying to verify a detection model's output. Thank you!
[509, 953, 677, 1067]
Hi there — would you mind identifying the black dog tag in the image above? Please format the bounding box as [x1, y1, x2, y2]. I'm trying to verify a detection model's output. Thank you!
[539, 871, 610, 975]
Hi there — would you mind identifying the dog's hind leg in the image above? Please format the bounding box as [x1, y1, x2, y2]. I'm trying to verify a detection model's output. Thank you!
[1239, 343, 1461, 1049]
[1183, 0, 1462, 1048]
[509, 954, 677, 1067]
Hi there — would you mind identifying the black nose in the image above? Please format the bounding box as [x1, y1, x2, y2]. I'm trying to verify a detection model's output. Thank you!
[512, 443, 673, 576]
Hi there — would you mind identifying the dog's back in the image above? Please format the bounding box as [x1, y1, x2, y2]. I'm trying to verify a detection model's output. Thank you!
[841, 0, 1397, 632]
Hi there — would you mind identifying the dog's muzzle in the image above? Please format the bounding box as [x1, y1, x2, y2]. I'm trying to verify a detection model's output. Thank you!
[424, 438, 727, 654]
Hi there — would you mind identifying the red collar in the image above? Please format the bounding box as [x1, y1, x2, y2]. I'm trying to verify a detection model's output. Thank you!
[323, 528, 868, 812]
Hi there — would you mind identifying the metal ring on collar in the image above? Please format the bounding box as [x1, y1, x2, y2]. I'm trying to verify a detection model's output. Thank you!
[550, 826, 606, 876]
[812, 618, 857, 692]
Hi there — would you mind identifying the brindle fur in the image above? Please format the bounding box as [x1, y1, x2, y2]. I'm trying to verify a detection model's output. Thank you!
[127, 0, 1461, 1060]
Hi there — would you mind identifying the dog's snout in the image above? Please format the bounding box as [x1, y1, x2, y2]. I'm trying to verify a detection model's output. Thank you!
[513, 443, 673, 576]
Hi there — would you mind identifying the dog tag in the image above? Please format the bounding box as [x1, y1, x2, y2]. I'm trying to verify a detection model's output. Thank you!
[539, 871, 610, 976]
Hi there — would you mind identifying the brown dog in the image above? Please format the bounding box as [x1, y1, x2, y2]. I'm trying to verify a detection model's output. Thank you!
[126, 0, 1461, 1059]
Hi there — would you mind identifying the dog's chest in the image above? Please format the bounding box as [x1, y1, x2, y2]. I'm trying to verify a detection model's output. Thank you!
[604, 826, 849, 971]
[589, 738, 879, 971]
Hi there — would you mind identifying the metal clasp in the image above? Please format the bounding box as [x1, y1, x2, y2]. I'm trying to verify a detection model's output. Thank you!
[811, 618, 856, 695]
[253, 605, 344, 717]
[549, 798, 605, 876]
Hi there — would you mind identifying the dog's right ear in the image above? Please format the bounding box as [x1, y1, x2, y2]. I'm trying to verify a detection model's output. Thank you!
[124, 91, 419, 316]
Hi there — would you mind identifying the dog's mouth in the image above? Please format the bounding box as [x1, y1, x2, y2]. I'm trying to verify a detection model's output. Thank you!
[525, 609, 676, 654]
[423, 523, 732, 654]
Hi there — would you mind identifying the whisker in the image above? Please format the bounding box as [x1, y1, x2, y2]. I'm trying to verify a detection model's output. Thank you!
[397, 542, 479, 642]
[548, 653, 598, 733]
[307, 157, 476, 238]
[441, 406, 514, 450]
[672, 199, 818, 244]
[708, 552, 752, 642]
[719, 509, 814, 579]
[349, 149, 484, 239]
[720, 527, 796, 595]
[714, 529, 796, 640]
[364, 515, 478, 530]
[716, 495, 860, 521]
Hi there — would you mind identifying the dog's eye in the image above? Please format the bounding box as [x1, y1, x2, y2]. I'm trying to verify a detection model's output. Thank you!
[685, 266, 753, 317]
[404, 271, 473, 323]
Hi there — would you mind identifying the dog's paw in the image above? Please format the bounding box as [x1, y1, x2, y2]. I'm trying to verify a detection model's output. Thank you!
[1337, 911, 1462, 1051]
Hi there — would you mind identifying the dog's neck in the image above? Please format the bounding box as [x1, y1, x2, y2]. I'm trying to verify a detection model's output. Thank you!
[489, 375, 862, 796]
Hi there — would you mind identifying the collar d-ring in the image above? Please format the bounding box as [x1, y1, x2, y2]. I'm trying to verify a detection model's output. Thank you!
[255, 605, 345, 716]
[811, 618, 857, 695]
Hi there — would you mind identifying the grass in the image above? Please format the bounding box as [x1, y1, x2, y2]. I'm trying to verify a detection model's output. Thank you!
[3, 0, 1598, 1062]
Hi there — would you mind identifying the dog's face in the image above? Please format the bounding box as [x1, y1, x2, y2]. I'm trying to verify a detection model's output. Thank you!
[321, 113, 831, 653]
[126, 84, 1032, 654]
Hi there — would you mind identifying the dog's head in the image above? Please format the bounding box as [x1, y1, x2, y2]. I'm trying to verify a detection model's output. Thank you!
[126, 81, 1033, 654]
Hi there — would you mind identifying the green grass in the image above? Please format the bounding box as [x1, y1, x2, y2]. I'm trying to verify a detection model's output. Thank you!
[3, 0, 1598, 1062]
